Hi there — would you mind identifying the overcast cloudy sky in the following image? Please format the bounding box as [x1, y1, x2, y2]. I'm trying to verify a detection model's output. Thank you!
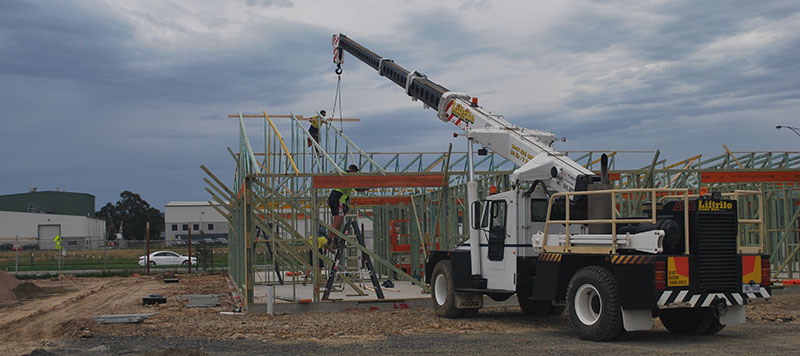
[1, 0, 799, 210]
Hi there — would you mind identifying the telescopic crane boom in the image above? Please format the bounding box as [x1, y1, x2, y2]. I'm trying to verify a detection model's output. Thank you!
[332, 33, 596, 194]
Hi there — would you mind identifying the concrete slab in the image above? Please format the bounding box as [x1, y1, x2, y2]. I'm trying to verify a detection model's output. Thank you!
[249, 271, 519, 314]
[94, 313, 157, 324]
[253, 279, 427, 304]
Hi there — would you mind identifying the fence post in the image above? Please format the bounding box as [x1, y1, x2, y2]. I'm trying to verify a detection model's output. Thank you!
[188, 225, 192, 273]
[146, 222, 151, 273]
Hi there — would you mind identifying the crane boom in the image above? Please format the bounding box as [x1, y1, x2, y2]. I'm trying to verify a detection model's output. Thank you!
[333, 33, 596, 193]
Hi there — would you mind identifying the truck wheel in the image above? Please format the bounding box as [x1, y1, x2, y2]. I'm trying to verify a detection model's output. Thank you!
[704, 320, 725, 335]
[567, 266, 623, 341]
[488, 292, 513, 302]
[462, 308, 480, 317]
[660, 308, 721, 335]
[431, 260, 463, 318]
[518, 296, 564, 316]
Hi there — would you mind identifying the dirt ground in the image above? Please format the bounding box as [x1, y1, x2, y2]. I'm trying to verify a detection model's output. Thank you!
[2, 273, 800, 356]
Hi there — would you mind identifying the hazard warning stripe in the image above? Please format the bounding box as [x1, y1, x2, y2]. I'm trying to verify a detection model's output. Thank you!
[657, 289, 772, 308]
[539, 253, 562, 262]
[609, 255, 654, 264]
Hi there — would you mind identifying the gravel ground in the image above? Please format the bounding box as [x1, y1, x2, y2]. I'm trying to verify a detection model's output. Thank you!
[5, 273, 800, 356]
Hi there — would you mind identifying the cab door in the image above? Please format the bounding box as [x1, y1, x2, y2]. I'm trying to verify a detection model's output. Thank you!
[486, 200, 507, 261]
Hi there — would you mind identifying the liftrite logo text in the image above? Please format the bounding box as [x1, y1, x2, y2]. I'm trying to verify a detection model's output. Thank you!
[698, 200, 733, 211]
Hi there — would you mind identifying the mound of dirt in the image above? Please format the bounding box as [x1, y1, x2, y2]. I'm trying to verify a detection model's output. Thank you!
[0, 270, 21, 302]
[13, 282, 44, 299]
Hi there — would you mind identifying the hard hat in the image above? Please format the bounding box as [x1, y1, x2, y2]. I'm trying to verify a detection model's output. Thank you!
[320, 110, 327, 116]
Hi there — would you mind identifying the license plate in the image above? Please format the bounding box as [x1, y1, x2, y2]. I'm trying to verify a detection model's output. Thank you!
[743, 284, 761, 294]
[455, 292, 483, 309]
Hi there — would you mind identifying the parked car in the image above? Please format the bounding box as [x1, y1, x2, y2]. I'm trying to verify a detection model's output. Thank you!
[0, 243, 13, 251]
[22, 243, 39, 250]
[138, 251, 197, 267]
[173, 239, 186, 247]
[202, 238, 215, 245]
[214, 237, 228, 245]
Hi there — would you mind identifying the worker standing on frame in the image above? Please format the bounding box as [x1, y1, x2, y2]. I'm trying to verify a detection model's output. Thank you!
[307, 109, 328, 152]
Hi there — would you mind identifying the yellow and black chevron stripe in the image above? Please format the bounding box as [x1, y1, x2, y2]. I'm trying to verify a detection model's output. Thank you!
[539, 252, 562, 262]
[607, 255, 654, 265]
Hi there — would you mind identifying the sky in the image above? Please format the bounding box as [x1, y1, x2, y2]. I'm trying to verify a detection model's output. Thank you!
[1, 0, 799, 211]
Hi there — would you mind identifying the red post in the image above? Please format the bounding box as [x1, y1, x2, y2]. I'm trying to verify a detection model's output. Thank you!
[146, 222, 150, 273]
[187, 225, 192, 273]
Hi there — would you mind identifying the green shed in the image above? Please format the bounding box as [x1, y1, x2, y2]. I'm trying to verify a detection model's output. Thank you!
[0, 191, 95, 217]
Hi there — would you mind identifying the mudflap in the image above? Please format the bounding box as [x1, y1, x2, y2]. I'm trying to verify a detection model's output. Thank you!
[622, 308, 653, 331]
[719, 304, 745, 325]
[455, 291, 483, 309]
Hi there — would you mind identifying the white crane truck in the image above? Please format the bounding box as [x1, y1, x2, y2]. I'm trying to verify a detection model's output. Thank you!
[332, 34, 772, 341]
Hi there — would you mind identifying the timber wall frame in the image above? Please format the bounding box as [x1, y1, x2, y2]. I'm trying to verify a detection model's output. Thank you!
[205, 112, 800, 306]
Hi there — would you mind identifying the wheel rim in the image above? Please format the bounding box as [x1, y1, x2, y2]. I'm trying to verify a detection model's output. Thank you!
[434, 274, 448, 306]
[574, 283, 602, 326]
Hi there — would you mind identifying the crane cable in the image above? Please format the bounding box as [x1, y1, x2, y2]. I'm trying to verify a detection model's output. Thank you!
[331, 74, 344, 132]
[331, 72, 358, 168]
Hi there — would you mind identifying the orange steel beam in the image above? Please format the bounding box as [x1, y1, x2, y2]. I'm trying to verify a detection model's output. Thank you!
[313, 174, 445, 188]
[227, 114, 359, 121]
[592, 172, 621, 181]
[352, 196, 412, 205]
[701, 171, 800, 183]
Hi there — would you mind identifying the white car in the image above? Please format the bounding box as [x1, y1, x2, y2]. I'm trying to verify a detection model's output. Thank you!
[138, 251, 197, 267]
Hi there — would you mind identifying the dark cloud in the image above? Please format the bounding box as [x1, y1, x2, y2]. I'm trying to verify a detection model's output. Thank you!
[536, 0, 800, 143]
[1, 0, 799, 210]
[245, 0, 293, 8]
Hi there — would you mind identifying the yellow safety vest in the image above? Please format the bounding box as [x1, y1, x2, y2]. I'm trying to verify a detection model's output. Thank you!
[333, 188, 354, 204]
[308, 235, 327, 248]
[310, 114, 325, 129]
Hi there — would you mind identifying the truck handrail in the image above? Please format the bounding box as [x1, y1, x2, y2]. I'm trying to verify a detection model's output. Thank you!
[542, 188, 691, 255]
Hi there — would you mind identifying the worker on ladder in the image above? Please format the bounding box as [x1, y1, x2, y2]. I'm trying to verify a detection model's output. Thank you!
[327, 164, 363, 242]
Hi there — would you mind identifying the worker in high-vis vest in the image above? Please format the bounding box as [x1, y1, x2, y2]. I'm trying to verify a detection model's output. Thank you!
[307, 110, 327, 147]
[327, 164, 361, 239]
[303, 228, 329, 285]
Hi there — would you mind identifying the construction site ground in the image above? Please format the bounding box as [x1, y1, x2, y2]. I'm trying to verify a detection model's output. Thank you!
[2, 272, 800, 356]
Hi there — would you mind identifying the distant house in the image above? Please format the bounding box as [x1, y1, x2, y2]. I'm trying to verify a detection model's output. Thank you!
[164, 201, 228, 245]
[0, 191, 105, 250]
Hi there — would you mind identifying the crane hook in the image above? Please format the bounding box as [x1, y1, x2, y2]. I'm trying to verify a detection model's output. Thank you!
[335, 64, 343, 75]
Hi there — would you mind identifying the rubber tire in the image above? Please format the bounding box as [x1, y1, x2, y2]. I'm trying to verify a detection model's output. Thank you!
[660, 308, 721, 335]
[519, 296, 563, 316]
[566, 266, 624, 341]
[431, 260, 463, 318]
[488, 292, 513, 302]
[704, 319, 725, 335]
[182, 260, 189, 266]
[149, 261, 156, 266]
[462, 308, 480, 317]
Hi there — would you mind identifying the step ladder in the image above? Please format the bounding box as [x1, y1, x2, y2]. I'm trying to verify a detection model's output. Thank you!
[322, 218, 384, 300]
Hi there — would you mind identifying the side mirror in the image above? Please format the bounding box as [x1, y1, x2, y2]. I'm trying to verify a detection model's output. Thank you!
[471, 201, 482, 230]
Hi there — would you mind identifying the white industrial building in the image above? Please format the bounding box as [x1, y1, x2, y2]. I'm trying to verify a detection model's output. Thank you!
[164, 201, 229, 245]
[0, 211, 106, 250]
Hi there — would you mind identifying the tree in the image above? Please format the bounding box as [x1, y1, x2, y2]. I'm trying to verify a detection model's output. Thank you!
[95, 191, 164, 240]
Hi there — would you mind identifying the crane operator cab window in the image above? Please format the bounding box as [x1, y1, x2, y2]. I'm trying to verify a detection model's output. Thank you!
[531, 198, 548, 222]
